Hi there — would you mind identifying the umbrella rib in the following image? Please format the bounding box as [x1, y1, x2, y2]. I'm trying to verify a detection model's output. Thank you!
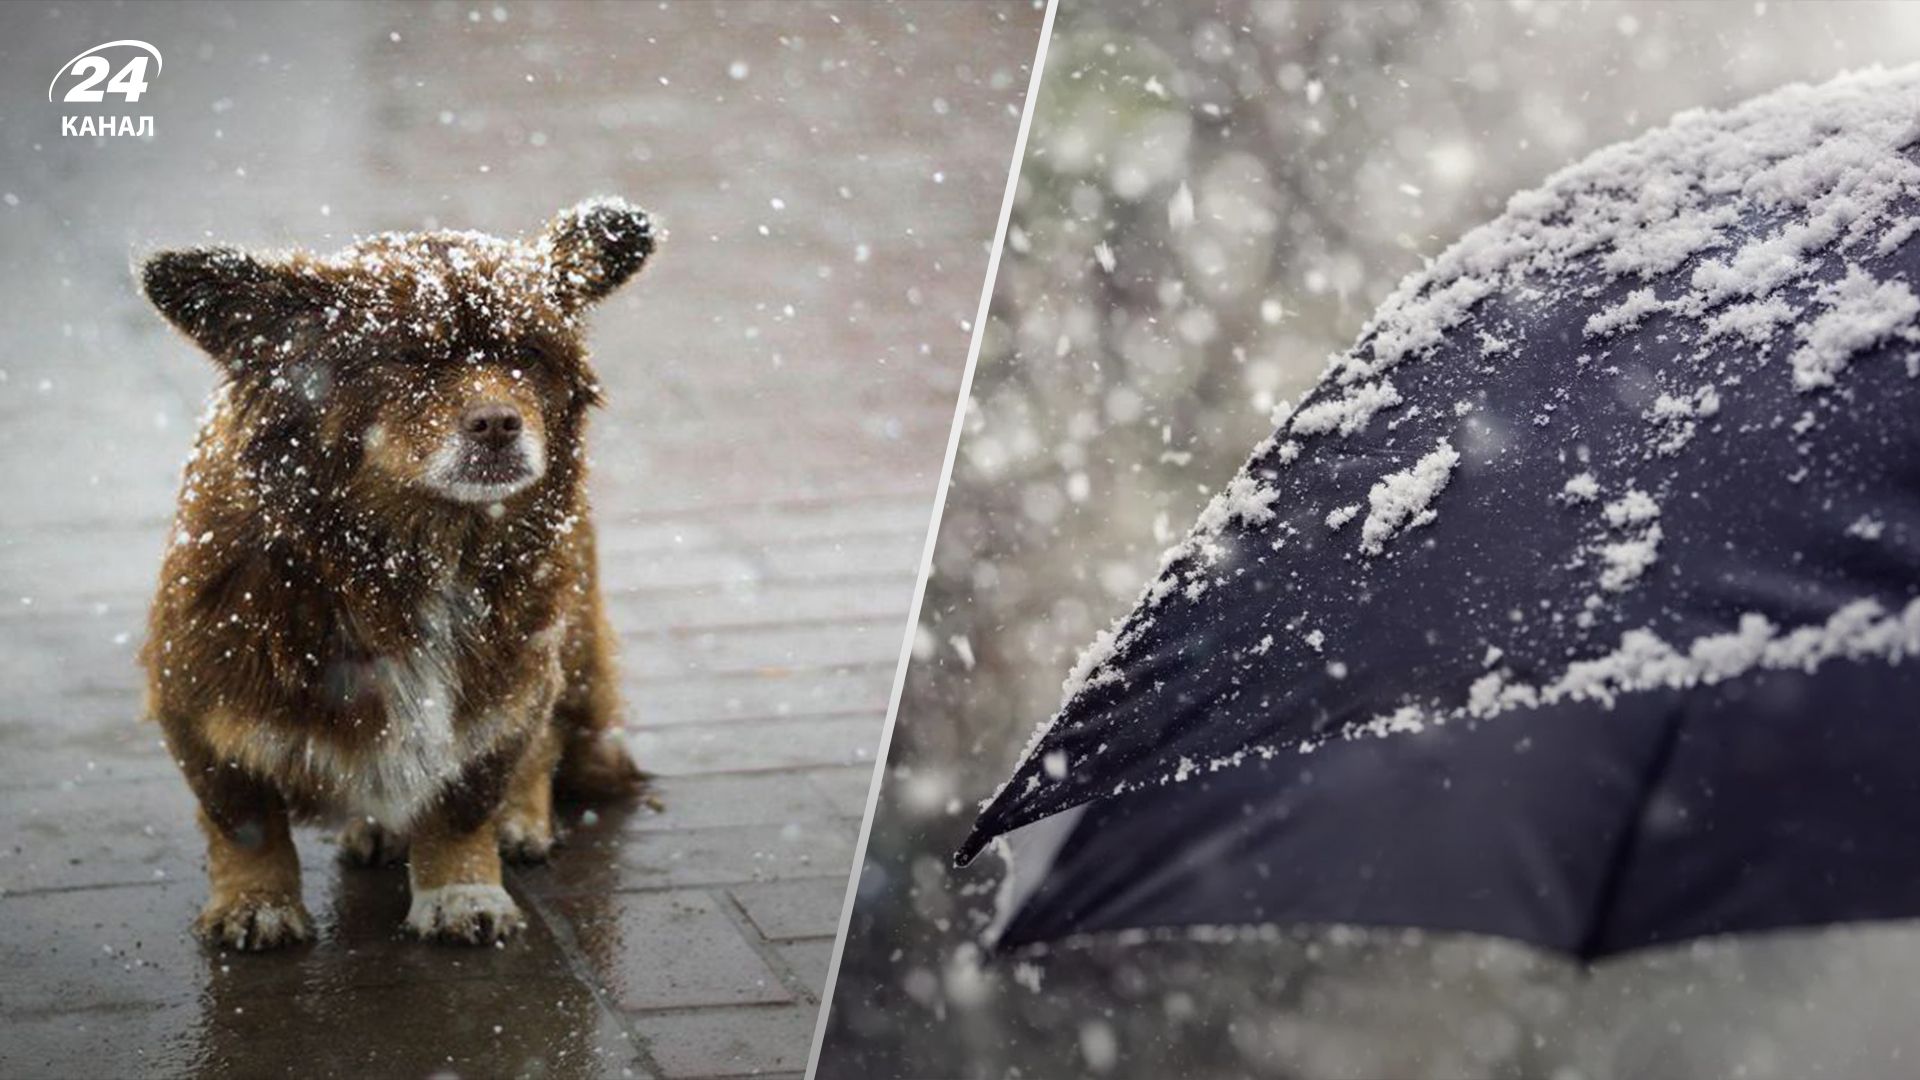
[1576, 701, 1688, 960]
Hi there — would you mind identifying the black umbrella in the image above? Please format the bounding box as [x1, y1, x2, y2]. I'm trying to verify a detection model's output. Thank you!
[961, 66, 1920, 960]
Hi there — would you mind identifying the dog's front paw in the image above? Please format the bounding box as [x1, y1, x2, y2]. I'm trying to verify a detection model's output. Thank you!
[497, 815, 557, 864]
[404, 884, 525, 944]
[196, 893, 314, 952]
[338, 818, 410, 866]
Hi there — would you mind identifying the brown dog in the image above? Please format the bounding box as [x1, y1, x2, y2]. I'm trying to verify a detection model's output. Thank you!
[139, 199, 653, 949]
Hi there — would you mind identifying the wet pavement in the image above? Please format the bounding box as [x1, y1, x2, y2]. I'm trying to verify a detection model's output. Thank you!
[0, 2, 1038, 1076]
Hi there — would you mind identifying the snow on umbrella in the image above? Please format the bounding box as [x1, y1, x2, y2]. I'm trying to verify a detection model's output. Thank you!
[960, 66, 1920, 960]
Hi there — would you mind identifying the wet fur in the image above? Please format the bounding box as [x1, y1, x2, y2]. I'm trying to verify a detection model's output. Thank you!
[140, 200, 653, 949]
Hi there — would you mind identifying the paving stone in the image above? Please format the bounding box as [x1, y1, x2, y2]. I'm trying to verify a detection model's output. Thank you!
[0, 778, 200, 893]
[620, 772, 844, 833]
[188, 978, 637, 1079]
[758, 533, 926, 582]
[627, 1002, 821, 1079]
[554, 890, 791, 1012]
[527, 820, 856, 900]
[590, 516, 731, 557]
[625, 664, 896, 728]
[0, 610, 147, 702]
[2, 980, 638, 1079]
[615, 621, 905, 681]
[0, 886, 207, 1013]
[730, 879, 851, 942]
[0, 533, 166, 614]
[806, 766, 882, 819]
[0, 1004, 194, 1079]
[0, 710, 174, 791]
[777, 939, 837, 998]
[620, 490, 933, 531]
[597, 545, 766, 595]
[628, 715, 884, 776]
[598, 522, 925, 583]
[607, 574, 919, 635]
[0, 867, 570, 1014]
[658, 497, 935, 544]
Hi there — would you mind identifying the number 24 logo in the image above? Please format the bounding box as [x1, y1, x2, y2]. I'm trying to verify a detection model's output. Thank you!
[48, 40, 163, 104]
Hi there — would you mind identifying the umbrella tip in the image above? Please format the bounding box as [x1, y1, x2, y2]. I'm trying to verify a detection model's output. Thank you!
[953, 832, 987, 868]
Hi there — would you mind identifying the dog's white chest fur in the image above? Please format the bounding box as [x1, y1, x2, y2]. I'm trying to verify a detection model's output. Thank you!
[342, 591, 486, 829]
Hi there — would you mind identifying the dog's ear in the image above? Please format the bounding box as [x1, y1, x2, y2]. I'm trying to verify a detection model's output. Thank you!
[141, 247, 333, 372]
[544, 198, 656, 312]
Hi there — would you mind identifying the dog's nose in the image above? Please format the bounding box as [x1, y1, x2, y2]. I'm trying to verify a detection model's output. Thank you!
[461, 404, 523, 450]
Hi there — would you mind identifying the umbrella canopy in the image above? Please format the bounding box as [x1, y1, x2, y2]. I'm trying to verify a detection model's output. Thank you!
[961, 66, 1920, 960]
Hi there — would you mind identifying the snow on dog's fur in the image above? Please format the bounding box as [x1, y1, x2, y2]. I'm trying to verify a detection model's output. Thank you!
[140, 199, 654, 949]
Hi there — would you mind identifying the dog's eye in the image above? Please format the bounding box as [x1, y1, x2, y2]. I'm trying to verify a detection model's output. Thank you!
[383, 350, 430, 367]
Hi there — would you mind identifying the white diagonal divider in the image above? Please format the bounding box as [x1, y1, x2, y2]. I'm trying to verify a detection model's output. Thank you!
[806, 0, 1064, 1072]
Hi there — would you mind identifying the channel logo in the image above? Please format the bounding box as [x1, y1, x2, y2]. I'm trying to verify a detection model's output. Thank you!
[49, 39, 161, 138]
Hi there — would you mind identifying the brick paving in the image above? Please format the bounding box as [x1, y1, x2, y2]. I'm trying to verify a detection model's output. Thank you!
[0, 3, 1038, 1076]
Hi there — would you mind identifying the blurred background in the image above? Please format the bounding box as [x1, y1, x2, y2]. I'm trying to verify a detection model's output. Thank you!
[0, 2, 1036, 1076]
[817, 2, 1920, 1078]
